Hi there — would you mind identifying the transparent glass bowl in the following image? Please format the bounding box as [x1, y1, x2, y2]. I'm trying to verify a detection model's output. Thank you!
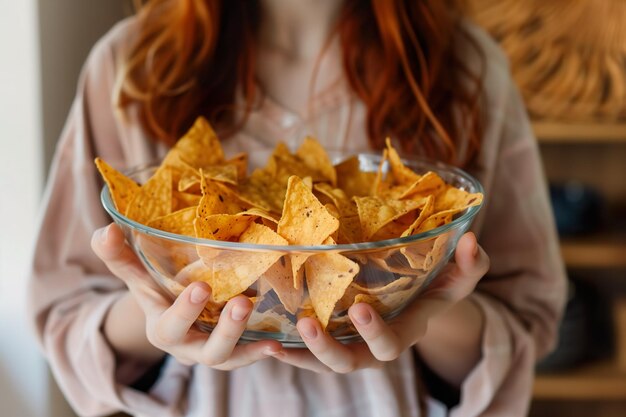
[101, 153, 483, 347]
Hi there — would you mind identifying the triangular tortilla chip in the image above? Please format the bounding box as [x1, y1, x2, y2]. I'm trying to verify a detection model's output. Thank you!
[354, 196, 425, 240]
[305, 252, 360, 330]
[198, 223, 288, 302]
[147, 206, 197, 237]
[94, 158, 140, 214]
[278, 176, 339, 287]
[125, 167, 172, 224]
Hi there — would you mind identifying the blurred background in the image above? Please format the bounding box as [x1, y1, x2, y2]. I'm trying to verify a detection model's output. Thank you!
[1, 0, 624, 416]
[469, 1, 626, 416]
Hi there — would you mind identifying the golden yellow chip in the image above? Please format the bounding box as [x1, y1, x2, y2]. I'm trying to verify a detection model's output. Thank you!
[305, 253, 360, 330]
[172, 190, 201, 211]
[401, 195, 435, 237]
[194, 213, 257, 242]
[278, 176, 339, 287]
[248, 308, 293, 333]
[169, 116, 225, 168]
[313, 183, 357, 216]
[94, 158, 140, 214]
[414, 192, 482, 235]
[354, 196, 425, 241]
[372, 149, 390, 196]
[198, 173, 248, 215]
[277, 179, 340, 243]
[125, 167, 173, 224]
[260, 255, 303, 315]
[335, 156, 377, 198]
[381, 171, 446, 200]
[226, 152, 248, 181]
[199, 223, 288, 302]
[295, 137, 337, 186]
[178, 165, 238, 194]
[147, 206, 197, 237]
[434, 186, 484, 213]
[236, 169, 285, 213]
[370, 210, 418, 241]
[336, 276, 414, 313]
[354, 284, 421, 316]
[385, 138, 421, 185]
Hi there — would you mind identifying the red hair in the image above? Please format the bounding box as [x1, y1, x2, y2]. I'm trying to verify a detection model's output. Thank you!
[117, 0, 484, 166]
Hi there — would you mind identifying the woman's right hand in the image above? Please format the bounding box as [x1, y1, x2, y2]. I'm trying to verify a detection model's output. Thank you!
[91, 223, 283, 369]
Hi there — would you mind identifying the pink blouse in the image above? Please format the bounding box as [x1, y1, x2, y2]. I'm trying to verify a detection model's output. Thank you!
[28, 18, 566, 417]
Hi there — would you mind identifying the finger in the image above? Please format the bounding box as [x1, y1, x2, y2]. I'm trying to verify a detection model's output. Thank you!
[423, 232, 489, 302]
[454, 232, 490, 282]
[212, 341, 283, 371]
[348, 303, 404, 362]
[272, 348, 331, 373]
[152, 282, 214, 346]
[91, 223, 149, 283]
[296, 318, 360, 374]
[200, 296, 253, 366]
[92, 223, 167, 314]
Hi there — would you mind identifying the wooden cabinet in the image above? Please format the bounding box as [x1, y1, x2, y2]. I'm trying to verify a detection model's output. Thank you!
[531, 122, 626, 411]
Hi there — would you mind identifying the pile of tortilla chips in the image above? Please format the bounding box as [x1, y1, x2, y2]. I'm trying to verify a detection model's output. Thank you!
[96, 116, 482, 334]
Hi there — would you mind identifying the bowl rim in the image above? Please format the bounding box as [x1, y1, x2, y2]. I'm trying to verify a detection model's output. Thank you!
[100, 153, 484, 253]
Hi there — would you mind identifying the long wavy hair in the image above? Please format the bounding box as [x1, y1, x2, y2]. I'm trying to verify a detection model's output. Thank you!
[117, 0, 484, 166]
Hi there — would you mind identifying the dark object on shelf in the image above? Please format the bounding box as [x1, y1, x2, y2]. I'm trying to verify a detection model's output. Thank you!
[537, 280, 589, 372]
[537, 278, 613, 373]
[549, 182, 605, 237]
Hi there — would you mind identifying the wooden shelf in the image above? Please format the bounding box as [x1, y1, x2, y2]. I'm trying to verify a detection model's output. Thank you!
[560, 235, 626, 269]
[533, 122, 626, 143]
[534, 360, 626, 400]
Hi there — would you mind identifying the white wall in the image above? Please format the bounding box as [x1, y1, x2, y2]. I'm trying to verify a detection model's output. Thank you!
[0, 1, 125, 416]
[0, 0, 47, 415]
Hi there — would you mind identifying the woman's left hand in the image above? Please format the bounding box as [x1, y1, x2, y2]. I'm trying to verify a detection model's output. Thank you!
[273, 232, 490, 373]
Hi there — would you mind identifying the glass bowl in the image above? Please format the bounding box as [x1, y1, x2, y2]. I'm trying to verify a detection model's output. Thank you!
[101, 153, 483, 347]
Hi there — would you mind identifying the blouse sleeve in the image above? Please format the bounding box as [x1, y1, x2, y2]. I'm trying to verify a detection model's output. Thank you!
[27, 21, 188, 417]
[451, 77, 567, 416]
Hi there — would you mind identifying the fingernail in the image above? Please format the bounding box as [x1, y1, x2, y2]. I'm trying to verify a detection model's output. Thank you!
[190, 286, 209, 304]
[472, 243, 479, 258]
[353, 310, 371, 326]
[99, 225, 110, 243]
[231, 305, 249, 321]
[301, 324, 318, 340]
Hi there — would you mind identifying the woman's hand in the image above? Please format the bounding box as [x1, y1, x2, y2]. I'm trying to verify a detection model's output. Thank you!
[91, 223, 283, 369]
[273, 232, 489, 379]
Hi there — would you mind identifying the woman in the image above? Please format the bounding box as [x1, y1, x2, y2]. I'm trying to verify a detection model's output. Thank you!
[29, 1, 566, 416]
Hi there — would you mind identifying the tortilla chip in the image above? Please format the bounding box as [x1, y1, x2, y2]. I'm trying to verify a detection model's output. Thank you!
[401, 195, 436, 237]
[198, 173, 249, 214]
[95, 158, 140, 214]
[226, 152, 248, 181]
[305, 252, 360, 330]
[125, 167, 173, 224]
[236, 169, 285, 213]
[335, 156, 377, 198]
[194, 212, 257, 242]
[260, 255, 303, 314]
[354, 284, 421, 317]
[172, 190, 201, 211]
[434, 186, 484, 213]
[354, 196, 425, 241]
[385, 138, 421, 185]
[295, 137, 337, 186]
[201, 223, 288, 302]
[169, 116, 224, 168]
[147, 206, 197, 237]
[278, 176, 339, 286]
